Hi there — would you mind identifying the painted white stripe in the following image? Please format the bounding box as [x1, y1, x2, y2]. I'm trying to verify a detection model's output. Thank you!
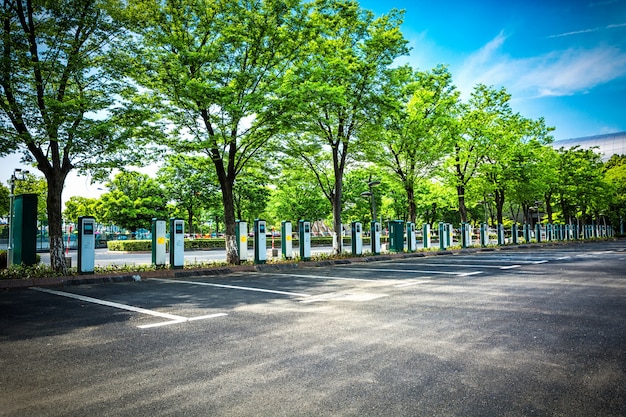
[499, 265, 522, 270]
[32, 287, 185, 321]
[137, 313, 228, 329]
[152, 278, 311, 298]
[416, 262, 518, 269]
[394, 280, 432, 288]
[532, 260, 549, 264]
[344, 267, 474, 276]
[458, 271, 483, 277]
[32, 287, 228, 329]
[256, 272, 382, 282]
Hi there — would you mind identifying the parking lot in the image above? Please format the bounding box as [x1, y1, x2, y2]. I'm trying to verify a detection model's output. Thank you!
[1, 241, 625, 416]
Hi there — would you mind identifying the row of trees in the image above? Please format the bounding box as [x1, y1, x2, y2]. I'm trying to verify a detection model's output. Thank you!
[1, 0, 624, 272]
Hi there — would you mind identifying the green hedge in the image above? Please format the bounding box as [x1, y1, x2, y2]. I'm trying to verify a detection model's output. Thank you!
[105, 236, 388, 252]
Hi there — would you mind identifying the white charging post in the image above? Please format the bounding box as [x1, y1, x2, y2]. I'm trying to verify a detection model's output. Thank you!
[371, 221, 381, 254]
[281, 221, 293, 259]
[236, 221, 248, 262]
[152, 218, 167, 267]
[77, 216, 96, 274]
[299, 220, 311, 260]
[169, 218, 184, 269]
[351, 221, 363, 255]
[407, 222, 416, 252]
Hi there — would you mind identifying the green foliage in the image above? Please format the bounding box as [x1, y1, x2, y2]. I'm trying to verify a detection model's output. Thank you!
[97, 171, 169, 232]
[63, 196, 99, 224]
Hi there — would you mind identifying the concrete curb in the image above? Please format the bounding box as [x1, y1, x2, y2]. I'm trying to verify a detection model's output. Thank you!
[0, 239, 617, 290]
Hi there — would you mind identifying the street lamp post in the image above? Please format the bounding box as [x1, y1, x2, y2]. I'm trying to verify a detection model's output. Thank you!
[8, 168, 29, 268]
[360, 180, 381, 223]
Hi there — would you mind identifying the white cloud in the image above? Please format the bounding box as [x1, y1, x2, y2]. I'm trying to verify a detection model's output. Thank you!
[454, 33, 626, 99]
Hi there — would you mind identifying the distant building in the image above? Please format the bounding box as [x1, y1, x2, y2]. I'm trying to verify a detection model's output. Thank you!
[552, 132, 626, 162]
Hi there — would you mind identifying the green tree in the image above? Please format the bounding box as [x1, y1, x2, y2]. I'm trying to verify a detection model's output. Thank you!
[157, 155, 221, 235]
[266, 159, 330, 225]
[0, 183, 8, 218]
[123, 0, 311, 263]
[63, 196, 98, 224]
[604, 154, 626, 233]
[0, 0, 147, 272]
[280, 0, 408, 254]
[12, 172, 47, 222]
[373, 65, 458, 223]
[97, 171, 169, 234]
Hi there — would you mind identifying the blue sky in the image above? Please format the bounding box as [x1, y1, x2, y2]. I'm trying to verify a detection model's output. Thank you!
[360, 0, 626, 140]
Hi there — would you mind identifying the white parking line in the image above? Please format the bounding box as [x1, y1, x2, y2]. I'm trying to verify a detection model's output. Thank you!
[394, 280, 433, 288]
[255, 272, 382, 282]
[32, 287, 227, 329]
[415, 262, 521, 270]
[151, 278, 311, 298]
[343, 267, 480, 277]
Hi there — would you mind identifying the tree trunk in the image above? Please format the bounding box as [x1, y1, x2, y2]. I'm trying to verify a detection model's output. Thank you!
[187, 206, 194, 236]
[406, 185, 416, 223]
[544, 192, 553, 223]
[221, 183, 239, 264]
[45, 170, 69, 274]
[495, 189, 505, 225]
[457, 185, 467, 223]
[331, 185, 343, 255]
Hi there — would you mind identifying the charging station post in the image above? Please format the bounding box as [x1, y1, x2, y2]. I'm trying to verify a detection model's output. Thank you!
[78, 216, 96, 274]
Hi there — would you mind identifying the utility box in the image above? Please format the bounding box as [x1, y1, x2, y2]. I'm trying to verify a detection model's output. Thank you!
[281, 221, 293, 259]
[11, 194, 38, 267]
[351, 221, 363, 256]
[78, 216, 96, 274]
[298, 220, 311, 260]
[388, 220, 404, 253]
[371, 221, 381, 254]
[480, 223, 488, 246]
[235, 221, 248, 262]
[151, 218, 167, 267]
[254, 219, 267, 264]
[169, 218, 184, 269]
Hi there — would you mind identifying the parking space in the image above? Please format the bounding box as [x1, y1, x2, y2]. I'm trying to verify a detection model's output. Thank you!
[2, 241, 625, 416]
[15, 241, 624, 331]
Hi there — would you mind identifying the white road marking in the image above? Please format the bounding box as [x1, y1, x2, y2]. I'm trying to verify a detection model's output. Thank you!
[532, 260, 549, 264]
[394, 280, 433, 288]
[343, 267, 480, 277]
[255, 272, 382, 282]
[415, 262, 520, 270]
[32, 287, 227, 328]
[151, 278, 311, 298]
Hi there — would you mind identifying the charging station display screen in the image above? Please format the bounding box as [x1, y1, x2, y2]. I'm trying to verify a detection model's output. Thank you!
[304, 224, 310, 233]
[176, 223, 183, 234]
[84, 223, 94, 235]
[260, 224, 265, 233]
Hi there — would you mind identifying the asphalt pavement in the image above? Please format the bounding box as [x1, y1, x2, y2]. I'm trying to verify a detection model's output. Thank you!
[2, 240, 625, 416]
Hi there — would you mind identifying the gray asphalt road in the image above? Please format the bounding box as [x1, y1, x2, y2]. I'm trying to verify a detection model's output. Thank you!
[2, 240, 625, 416]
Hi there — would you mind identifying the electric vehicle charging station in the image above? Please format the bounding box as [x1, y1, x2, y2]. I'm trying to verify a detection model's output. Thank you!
[388, 220, 404, 253]
[370, 221, 381, 254]
[423, 224, 431, 249]
[446, 223, 453, 247]
[78, 216, 96, 274]
[281, 221, 293, 259]
[254, 219, 267, 264]
[438, 222, 445, 250]
[523, 223, 531, 243]
[480, 223, 488, 247]
[299, 220, 311, 260]
[235, 221, 248, 262]
[169, 218, 184, 269]
[351, 221, 363, 255]
[11, 194, 37, 267]
[406, 222, 416, 252]
[461, 223, 470, 248]
[512, 223, 519, 245]
[497, 224, 505, 245]
[151, 218, 167, 267]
